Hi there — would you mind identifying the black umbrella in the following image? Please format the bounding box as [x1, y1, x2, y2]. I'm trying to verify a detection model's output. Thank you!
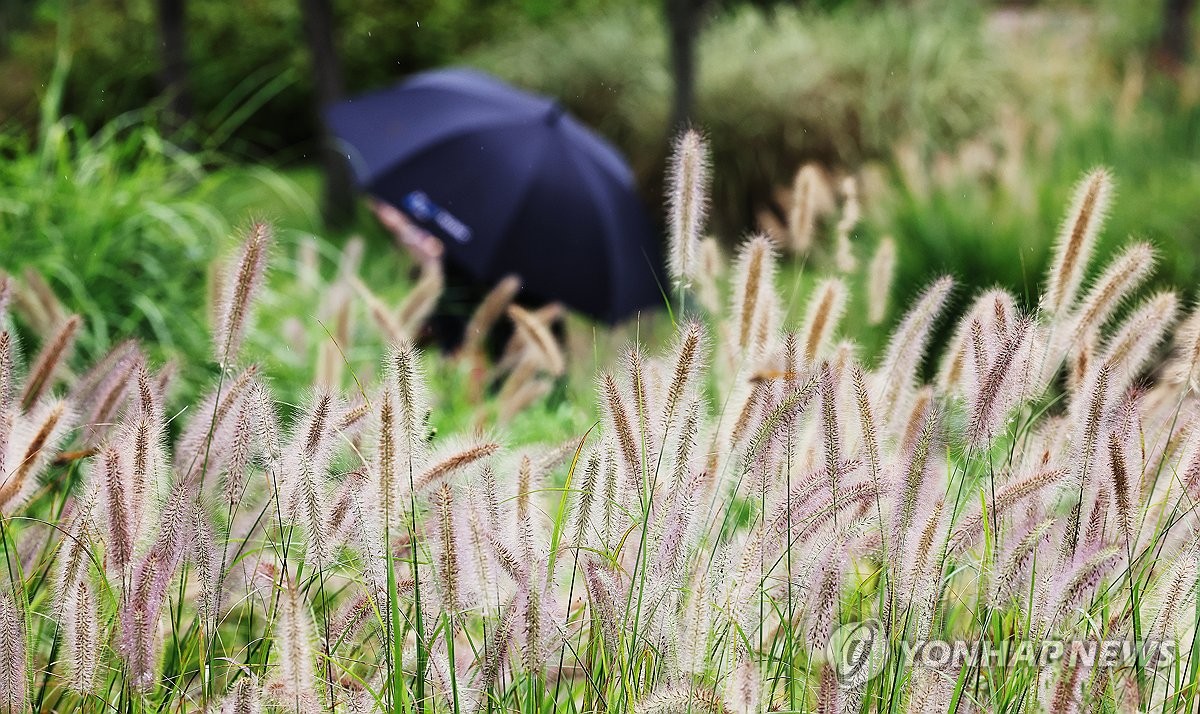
[324, 68, 665, 323]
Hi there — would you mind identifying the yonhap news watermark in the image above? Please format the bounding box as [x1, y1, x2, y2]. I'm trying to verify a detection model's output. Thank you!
[829, 619, 1181, 686]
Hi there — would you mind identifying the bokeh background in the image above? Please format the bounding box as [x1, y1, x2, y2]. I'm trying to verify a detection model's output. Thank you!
[0, 0, 1195, 387]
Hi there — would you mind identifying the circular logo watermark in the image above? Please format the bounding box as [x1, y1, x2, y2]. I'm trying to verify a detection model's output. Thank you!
[828, 619, 887, 686]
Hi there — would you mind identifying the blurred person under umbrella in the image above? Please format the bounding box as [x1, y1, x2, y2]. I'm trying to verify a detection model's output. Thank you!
[369, 197, 542, 357]
[325, 68, 665, 353]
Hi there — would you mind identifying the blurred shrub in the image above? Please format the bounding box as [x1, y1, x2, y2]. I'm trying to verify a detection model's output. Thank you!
[699, 2, 999, 234]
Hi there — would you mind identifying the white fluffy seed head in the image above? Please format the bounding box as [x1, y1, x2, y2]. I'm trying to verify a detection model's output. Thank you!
[666, 129, 711, 288]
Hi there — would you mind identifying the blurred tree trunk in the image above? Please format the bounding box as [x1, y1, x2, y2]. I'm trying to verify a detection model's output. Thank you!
[665, 0, 705, 129]
[300, 0, 356, 229]
[156, 0, 192, 133]
[1160, 0, 1196, 70]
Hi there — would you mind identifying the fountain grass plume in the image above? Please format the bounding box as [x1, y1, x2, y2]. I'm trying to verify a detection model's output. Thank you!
[1, 397, 73, 513]
[214, 221, 271, 366]
[64, 578, 99, 695]
[1043, 168, 1113, 316]
[951, 466, 1067, 549]
[1066, 242, 1154, 351]
[667, 129, 710, 288]
[787, 164, 823, 254]
[867, 235, 897, 325]
[990, 517, 1056, 607]
[414, 437, 501, 496]
[0, 594, 25, 714]
[74, 340, 140, 447]
[281, 390, 341, 567]
[600, 372, 642, 504]
[19, 314, 80, 410]
[1039, 546, 1122, 635]
[268, 576, 321, 713]
[834, 176, 860, 273]
[176, 364, 260, 482]
[223, 390, 258, 505]
[818, 362, 842, 517]
[936, 288, 1016, 392]
[876, 276, 953, 433]
[800, 279, 848, 365]
[507, 305, 565, 376]
[1099, 290, 1179, 386]
[1147, 548, 1200, 644]
[119, 478, 191, 689]
[220, 675, 263, 714]
[97, 445, 133, 571]
[729, 234, 780, 366]
[1168, 303, 1200, 392]
[966, 316, 1033, 449]
[661, 321, 705, 431]
[635, 684, 732, 714]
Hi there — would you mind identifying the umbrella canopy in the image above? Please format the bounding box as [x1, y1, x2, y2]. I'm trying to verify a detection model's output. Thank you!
[324, 68, 665, 323]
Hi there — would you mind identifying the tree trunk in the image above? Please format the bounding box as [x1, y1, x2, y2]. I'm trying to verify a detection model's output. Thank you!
[665, 0, 704, 130]
[156, 0, 192, 133]
[1161, 0, 1196, 67]
[300, 0, 356, 229]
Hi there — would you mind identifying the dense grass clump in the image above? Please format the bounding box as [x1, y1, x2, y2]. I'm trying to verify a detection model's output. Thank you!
[0, 102, 327, 370]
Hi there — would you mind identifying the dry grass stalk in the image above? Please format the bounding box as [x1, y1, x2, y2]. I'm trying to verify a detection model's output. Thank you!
[460, 275, 522, 358]
[507, 305, 565, 376]
[396, 260, 445, 337]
